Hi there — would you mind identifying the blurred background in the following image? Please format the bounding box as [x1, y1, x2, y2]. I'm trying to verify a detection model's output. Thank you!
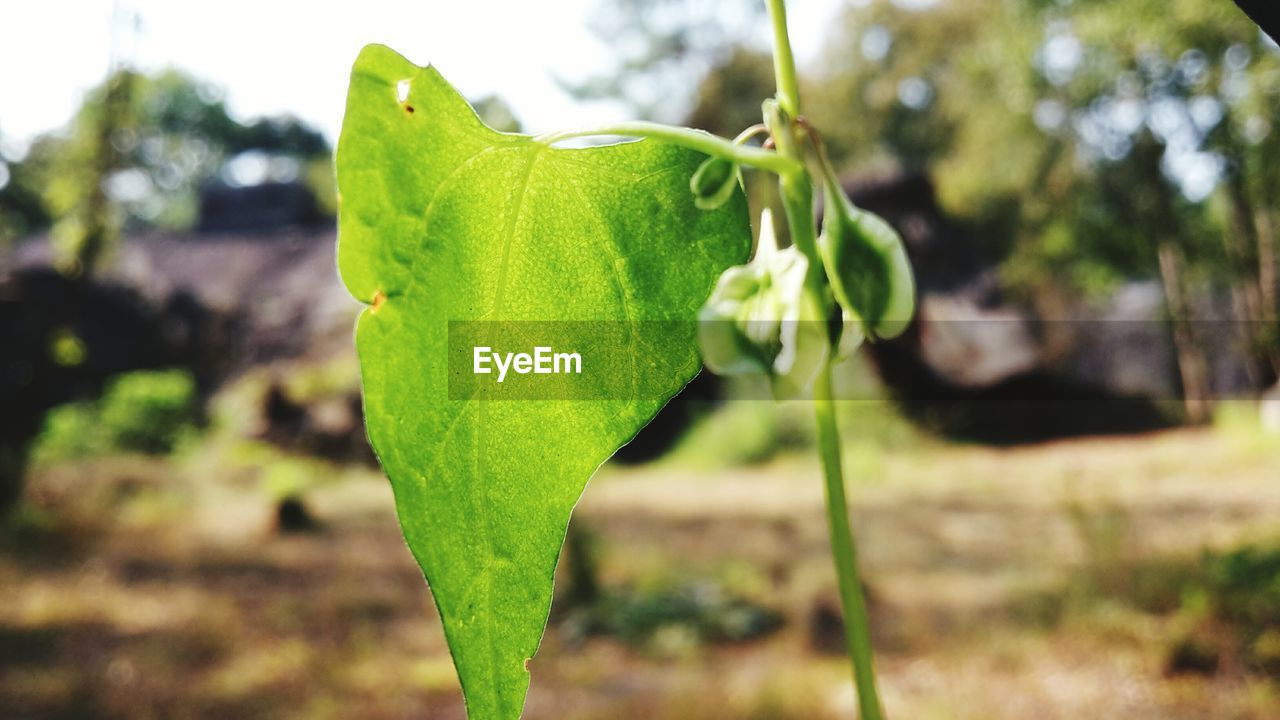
[3, 0, 1280, 718]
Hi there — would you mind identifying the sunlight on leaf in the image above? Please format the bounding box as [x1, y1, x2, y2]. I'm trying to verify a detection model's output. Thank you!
[336, 44, 750, 719]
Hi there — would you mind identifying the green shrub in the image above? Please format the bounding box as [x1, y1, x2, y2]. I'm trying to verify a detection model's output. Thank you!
[33, 402, 103, 461]
[33, 369, 197, 462]
[1059, 539, 1280, 680]
[1199, 545, 1280, 633]
[97, 370, 197, 454]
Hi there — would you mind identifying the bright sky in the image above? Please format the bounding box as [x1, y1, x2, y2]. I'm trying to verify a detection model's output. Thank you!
[0, 0, 845, 149]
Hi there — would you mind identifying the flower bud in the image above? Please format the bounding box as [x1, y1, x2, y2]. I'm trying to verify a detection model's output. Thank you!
[699, 209, 828, 396]
[818, 181, 915, 339]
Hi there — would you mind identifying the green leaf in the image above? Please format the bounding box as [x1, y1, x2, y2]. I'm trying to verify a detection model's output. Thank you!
[689, 155, 740, 210]
[336, 44, 750, 719]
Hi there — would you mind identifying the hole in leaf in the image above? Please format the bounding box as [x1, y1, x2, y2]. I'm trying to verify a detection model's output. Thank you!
[396, 79, 411, 103]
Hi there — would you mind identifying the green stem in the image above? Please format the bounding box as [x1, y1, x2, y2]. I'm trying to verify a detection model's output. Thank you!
[765, 0, 801, 117]
[733, 124, 770, 145]
[533, 122, 801, 176]
[764, 103, 819, 261]
[762, 2, 884, 716]
[814, 364, 884, 720]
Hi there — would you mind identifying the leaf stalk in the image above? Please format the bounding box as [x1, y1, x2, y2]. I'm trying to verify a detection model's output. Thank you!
[534, 122, 802, 176]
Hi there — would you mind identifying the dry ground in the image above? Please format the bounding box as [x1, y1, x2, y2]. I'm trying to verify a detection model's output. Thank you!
[2, 423, 1278, 719]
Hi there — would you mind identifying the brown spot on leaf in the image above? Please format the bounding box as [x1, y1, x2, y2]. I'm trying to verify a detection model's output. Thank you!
[371, 290, 387, 313]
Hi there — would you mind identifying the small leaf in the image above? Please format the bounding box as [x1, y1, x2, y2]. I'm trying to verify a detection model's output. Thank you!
[690, 155, 740, 210]
[337, 45, 751, 719]
[818, 178, 915, 339]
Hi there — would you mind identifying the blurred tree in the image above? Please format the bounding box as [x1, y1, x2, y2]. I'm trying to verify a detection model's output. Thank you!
[23, 67, 334, 268]
[804, 0, 1280, 413]
[564, 0, 762, 122]
[471, 95, 523, 134]
[0, 135, 50, 248]
[805, 0, 979, 173]
[40, 68, 135, 276]
[1058, 0, 1276, 407]
[580, 0, 1280, 410]
[1205, 33, 1280, 378]
[686, 47, 776, 136]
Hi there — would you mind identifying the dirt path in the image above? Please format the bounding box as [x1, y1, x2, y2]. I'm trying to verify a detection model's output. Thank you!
[2, 427, 1277, 718]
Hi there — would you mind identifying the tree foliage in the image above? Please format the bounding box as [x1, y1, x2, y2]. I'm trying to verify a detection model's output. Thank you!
[808, 0, 1279, 304]
[14, 67, 334, 266]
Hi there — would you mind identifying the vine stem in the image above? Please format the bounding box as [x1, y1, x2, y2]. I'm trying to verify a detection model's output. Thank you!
[764, 0, 885, 717]
[533, 122, 801, 176]
[765, 0, 801, 117]
[815, 364, 884, 720]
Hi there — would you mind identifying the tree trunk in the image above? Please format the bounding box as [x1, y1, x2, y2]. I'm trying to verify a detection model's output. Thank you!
[1130, 135, 1212, 421]
[1157, 242, 1211, 423]
[1223, 173, 1273, 388]
[1256, 207, 1280, 379]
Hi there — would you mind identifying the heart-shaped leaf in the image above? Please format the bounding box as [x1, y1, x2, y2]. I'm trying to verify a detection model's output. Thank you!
[336, 45, 750, 719]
